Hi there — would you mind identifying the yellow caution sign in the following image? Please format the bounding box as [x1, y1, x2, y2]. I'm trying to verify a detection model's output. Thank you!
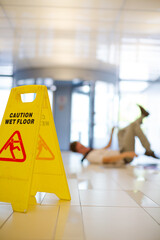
[0, 85, 71, 212]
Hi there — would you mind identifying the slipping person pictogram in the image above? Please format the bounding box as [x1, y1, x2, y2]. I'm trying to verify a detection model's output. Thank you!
[5, 138, 21, 160]
[0, 131, 26, 162]
[36, 135, 55, 160]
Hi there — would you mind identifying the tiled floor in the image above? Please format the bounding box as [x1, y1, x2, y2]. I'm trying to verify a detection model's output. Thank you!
[0, 152, 160, 240]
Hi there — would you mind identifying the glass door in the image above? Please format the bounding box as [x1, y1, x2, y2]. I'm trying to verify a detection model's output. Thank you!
[70, 85, 90, 146]
[93, 81, 115, 148]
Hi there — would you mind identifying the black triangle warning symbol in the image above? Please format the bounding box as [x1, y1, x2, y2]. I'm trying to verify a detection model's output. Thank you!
[0, 131, 26, 162]
[36, 135, 55, 160]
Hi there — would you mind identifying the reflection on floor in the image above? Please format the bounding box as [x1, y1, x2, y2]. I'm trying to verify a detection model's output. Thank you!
[0, 152, 160, 240]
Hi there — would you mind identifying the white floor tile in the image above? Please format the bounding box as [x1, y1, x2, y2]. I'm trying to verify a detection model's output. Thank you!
[82, 207, 160, 240]
[0, 205, 59, 240]
[40, 193, 60, 205]
[78, 180, 92, 190]
[35, 192, 46, 204]
[144, 208, 160, 224]
[54, 206, 84, 240]
[79, 189, 139, 207]
[126, 191, 159, 207]
[140, 189, 160, 206]
[0, 205, 13, 228]
[90, 173, 122, 190]
[115, 177, 147, 191]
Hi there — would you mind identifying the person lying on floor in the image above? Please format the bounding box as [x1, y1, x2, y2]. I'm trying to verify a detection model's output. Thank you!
[70, 105, 159, 164]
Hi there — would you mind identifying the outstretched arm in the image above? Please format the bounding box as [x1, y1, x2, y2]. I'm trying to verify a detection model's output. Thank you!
[103, 127, 115, 149]
[102, 151, 138, 163]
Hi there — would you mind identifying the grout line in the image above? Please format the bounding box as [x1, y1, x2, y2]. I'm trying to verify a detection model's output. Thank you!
[142, 207, 160, 226]
[80, 205, 140, 208]
[0, 211, 13, 229]
[79, 189, 131, 192]
[138, 188, 160, 207]
[52, 205, 60, 239]
[81, 205, 160, 225]
[77, 180, 87, 240]
[139, 190, 160, 207]
[124, 190, 160, 209]
[40, 193, 47, 205]
[37, 204, 60, 207]
[81, 205, 142, 208]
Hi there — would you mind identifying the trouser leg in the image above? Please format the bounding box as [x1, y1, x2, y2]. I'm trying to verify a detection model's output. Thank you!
[118, 123, 135, 152]
[133, 121, 151, 151]
[118, 123, 136, 164]
[118, 117, 151, 163]
[118, 117, 151, 151]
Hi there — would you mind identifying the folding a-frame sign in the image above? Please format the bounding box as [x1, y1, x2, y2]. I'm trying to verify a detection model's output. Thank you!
[0, 85, 71, 212]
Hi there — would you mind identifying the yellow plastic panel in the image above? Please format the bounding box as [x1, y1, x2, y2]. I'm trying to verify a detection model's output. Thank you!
[0, 85, 70, 212]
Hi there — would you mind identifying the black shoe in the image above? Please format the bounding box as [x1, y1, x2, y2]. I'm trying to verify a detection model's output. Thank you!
[123, 158, 133, 164]
[145, 150, 159, 159]
[137, 104, 149, 117]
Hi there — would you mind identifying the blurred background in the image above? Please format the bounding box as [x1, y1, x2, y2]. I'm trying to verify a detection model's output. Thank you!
[0, 0, 160, 154]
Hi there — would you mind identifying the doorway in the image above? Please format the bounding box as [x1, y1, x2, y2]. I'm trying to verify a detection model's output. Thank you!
[70, 85, 90, 146]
